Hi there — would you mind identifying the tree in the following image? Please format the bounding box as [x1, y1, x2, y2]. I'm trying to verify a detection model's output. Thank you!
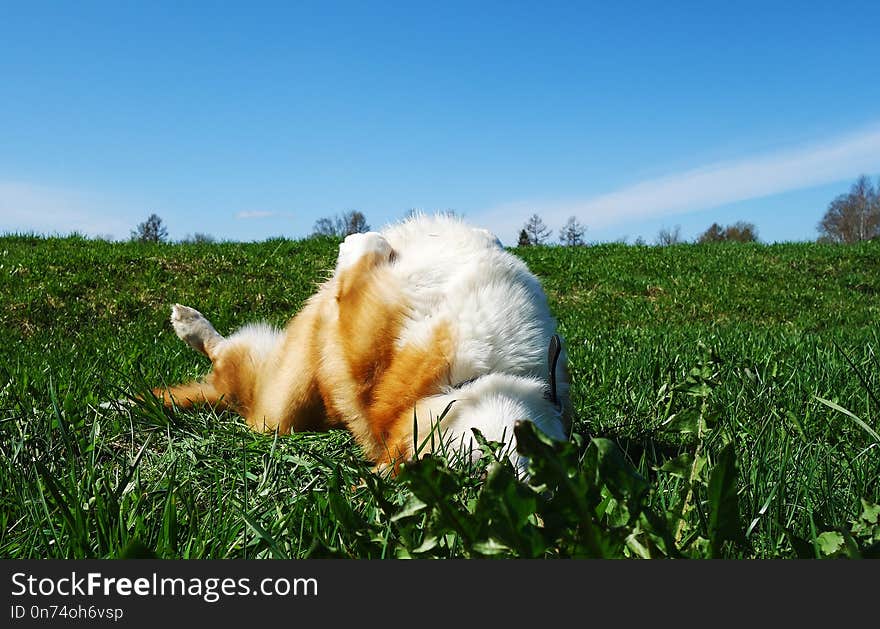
[558, 216, 586, 246]
[131, 214, 168, 243]
[656, 225, 682, 246]
[517, 229, 531, 247]
[725, 221, 758, 243]
[312, 217, 339, 237]
[698, 222, 725, 243]
[817, 175, 880, 243]
[523, 214, 551, 245]
[697, 221, 758, 243]
[181, 232, 215, 244]
[341, 210, 370, 235]
[312, 211, 371, 237]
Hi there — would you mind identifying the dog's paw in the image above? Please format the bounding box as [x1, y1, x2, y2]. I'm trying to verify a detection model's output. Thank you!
[171, 303, 203, 324]
[170, 304, 221, 356]
[171, 303, 206, 337]
[336, 232, 393, 271]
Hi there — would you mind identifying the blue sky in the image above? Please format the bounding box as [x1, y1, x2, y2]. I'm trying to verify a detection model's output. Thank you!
[1, 1, 879, 244]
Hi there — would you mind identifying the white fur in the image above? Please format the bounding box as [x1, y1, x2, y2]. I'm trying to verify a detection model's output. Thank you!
[225, 323, 283, 364]
[374, 214, 568, 470]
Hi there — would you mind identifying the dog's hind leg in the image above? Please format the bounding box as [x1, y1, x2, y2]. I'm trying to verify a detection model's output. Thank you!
[149, 304, 230, 410]
[246, 233, 397, 435]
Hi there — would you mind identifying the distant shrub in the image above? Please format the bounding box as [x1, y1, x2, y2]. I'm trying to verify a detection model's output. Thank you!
[698, 221, 758, 243]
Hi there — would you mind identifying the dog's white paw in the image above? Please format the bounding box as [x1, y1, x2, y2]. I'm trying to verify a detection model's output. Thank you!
[170, 304, 222, 356]
[171, 304, 207, 341]
[336, 232, 393, 271]
[171, 304, 205, 330]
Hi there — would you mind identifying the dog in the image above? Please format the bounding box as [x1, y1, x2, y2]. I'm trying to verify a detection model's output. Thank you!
[152, 214, 570, 473]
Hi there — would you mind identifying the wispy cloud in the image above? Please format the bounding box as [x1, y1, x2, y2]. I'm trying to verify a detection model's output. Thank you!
[235, 210, 293, 220]
[478, 124, 880, 241]
[0, 181, 131, 238]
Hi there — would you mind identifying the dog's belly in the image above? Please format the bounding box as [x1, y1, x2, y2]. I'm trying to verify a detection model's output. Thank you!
[382, 220, 557, 389]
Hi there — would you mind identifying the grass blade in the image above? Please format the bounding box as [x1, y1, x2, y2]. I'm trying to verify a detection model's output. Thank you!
[815, 396, 880, 444]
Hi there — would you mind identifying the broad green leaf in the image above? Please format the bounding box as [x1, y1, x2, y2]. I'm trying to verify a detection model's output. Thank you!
[658, 452, 694, 479]
[390, 496, 428, 522]
[410, 536, 439, 554]
[816, 531, 844, 556]
[661, 409, 705, 435]
[591, 438, 649, 520]
[474, 462, 544, 557]
[859, 499, 880, 526]
[398, 456, 473, 542]
[707, 442, 743, 556]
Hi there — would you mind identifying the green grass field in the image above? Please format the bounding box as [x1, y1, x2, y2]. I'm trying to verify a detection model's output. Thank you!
[1, 235, 878, 558]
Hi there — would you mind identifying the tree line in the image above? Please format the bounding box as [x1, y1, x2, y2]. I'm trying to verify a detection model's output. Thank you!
[516, 174, 879, 246]
[129, 175, 878, 245]
[128, 210, 372, 244]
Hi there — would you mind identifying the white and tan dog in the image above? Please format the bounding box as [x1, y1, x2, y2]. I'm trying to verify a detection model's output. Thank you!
[153, 214, 570, 472]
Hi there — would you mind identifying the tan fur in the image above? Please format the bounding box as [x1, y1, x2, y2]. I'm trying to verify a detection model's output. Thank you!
[152, 380, 226, 409]
[365, 322, 453, 465]
[153, 238, 438, 467]
[248, 294, 330, 433]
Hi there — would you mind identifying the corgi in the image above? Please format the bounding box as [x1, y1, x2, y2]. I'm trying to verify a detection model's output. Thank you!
[152, 214, 570, 473]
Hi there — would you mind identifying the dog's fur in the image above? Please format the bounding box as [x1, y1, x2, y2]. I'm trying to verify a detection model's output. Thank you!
[152, 214, 570, 472]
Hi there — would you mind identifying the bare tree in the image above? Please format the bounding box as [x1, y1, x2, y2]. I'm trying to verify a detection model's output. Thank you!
[312, 217, 339, 237]
[131, 214, 169, 243]
[340, 210, 370, 235]
[558, 216, 586, 246]
[656, 225, 682, 246]
[523, 213, 551, 245]
[312, 211, 371, 237]
[181, 232, 216, 244]
[817, 176, 880, 243]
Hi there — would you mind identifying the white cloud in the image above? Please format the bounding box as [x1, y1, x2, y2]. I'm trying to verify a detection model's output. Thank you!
[235, 210, 294, 219]
[235, 210, 275, 219]
[477, 124, 880, 242]
[0, 181, 131, 238]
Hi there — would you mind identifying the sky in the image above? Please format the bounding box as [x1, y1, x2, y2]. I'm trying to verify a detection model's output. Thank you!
[1, 1, 879, 245]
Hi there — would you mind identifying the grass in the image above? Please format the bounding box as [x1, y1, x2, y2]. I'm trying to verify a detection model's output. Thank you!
[1, 234, 878, 558]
